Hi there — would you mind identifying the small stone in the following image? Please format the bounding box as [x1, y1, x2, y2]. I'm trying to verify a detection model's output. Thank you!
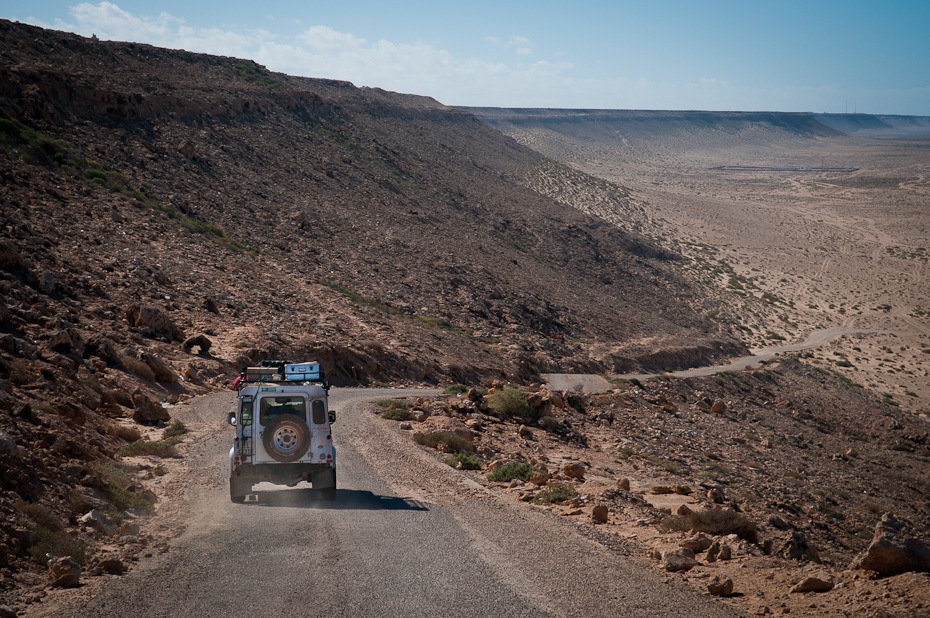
[790, 574, 834, 593]
[592, 504, 609, 524]
[617, 478, 631, 491]
[528, 471, 550, 486]
[677, 504, 693, 516]
[707, 487, 726, 503]
[48, 557, 81, 588]
[99, 558, 126, 575]
[719, 544, 733, 561]
[680, 533, 713, 553]
[708, 576, 734, 597]
[562, 462, 586, 479]
[399, 422, 413, 430]
[664, 549, 699, 572]
[518, 425, 533, 439]
[710, 401, 727, 414]
[118, 522, 141, 536]
[706, 541, 721, 563]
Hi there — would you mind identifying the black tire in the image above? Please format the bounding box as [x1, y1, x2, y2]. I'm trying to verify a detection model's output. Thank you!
[314, 468, 336, 501]
[261, 414, 311, 463]
[230, 476, 249, 503]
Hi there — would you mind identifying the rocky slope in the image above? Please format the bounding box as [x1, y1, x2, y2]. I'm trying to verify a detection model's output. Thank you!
[0, 19, 747, 605]
[396, 357, 930, 616]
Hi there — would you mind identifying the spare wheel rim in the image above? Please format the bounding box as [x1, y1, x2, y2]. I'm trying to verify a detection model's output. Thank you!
[273, 426, 301, 453]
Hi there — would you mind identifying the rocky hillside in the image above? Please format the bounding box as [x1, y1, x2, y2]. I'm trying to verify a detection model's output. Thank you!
[0, 19, 747, 601]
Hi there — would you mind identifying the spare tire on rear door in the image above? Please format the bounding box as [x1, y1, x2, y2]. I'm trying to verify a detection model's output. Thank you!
[262, 414, 311, 463]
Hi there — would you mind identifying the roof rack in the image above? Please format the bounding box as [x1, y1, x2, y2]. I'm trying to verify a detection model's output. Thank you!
[234, 360, 329, 392]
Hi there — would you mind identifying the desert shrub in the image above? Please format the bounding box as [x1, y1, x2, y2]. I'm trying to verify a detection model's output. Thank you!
[382, 407, 413, 421]
[533, 482, 577, 505]
[92, 461, 155, 513]
[487, 461, 536, 483]
[413, 430, 473, 453]
[658, 507, 758, 543]
[116, 439, 180, 458]
[443, 384, 469, 395]
[162, 419, 188, 439]
[18, 502, 87, 565]
[487, 387, 535, 420]
[444, 454, 481, 470]
[376, 399, 413, 421]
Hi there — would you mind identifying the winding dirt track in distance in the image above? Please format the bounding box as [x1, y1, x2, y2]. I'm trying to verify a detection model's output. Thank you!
[30, 389, 737, 618]
[547, 328, 911, 392]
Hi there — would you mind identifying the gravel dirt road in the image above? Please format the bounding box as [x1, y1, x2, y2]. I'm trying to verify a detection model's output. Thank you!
[29, 389, 737, 618]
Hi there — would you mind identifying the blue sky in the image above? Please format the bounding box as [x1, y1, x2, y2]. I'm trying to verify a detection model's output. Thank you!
[4, 1, 929, 115]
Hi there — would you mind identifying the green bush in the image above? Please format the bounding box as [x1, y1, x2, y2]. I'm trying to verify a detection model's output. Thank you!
[382, 408, 413, 421]
[18, 502, 88, 566]
[413, 430, 473, 453]
[163, 419, 189, 439]
[445, 454, 481, 470]
[487, 461, 536, 483]
[116, 439, 180, 458]
[92, 462, 155, 513]
[487, 387, 535, 420]
[376, 399, 413, 421]
[443, 384, 469, 395]
[533, 482, 577, 505]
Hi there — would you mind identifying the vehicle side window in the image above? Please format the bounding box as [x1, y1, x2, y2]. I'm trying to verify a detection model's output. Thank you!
[240, 398, 253, 425]
[311, 399, 326, 425]
[259, 396, 305, 424]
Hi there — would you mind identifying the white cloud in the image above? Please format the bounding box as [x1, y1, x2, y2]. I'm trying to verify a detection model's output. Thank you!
[298, 25, 366, 52]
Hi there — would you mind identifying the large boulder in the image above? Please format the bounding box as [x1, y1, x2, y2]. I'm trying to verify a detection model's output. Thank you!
[125, 304, 185, 342]
[778, 530, 821, 563]
[131, 392, 170, 425]
[142, 352, 178, 383]
[849, 513, 930, 577]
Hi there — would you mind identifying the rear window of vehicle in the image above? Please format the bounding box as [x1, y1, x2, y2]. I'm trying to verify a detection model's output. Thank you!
[259, 396, 305, 424]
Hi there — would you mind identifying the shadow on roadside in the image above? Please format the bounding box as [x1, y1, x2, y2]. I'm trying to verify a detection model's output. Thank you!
[243, 488, 429, 511]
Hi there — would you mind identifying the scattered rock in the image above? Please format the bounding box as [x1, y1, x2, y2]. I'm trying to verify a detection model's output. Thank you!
[99, 558, 126, 575]
[664, 549, 699, 572]
[182, 334, 212, 355]
[710, 400, 727, 414]
[562, 462, 586, 479]
[48, 556, 81, 588]
[591, 504, 609, 524]
[778, 530, 820, 563]
[125, 303, 185, 342]
[142, 352, 178, 383]
[680, 533, 713, 553]
[849, 513, 930, 577]
[617, 478, 631, 491]
[706, 541, 720, 563]
[529, 471, 550, 486]
[131, 392, 171, 425]
[707, 487, 726, 503]
[177, 140, 196, 159]
[518, 425, 533, 439]
[718, 544, 733, 561]
[707, 576, 734, 597]
[0, 430, 16, 457]
[118, 522, 141, 536]
[78, 510, 117, 537]
[790, 573, 834, 593]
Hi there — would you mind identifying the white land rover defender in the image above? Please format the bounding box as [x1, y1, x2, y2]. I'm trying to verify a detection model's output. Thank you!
[228, 360, 336, 502]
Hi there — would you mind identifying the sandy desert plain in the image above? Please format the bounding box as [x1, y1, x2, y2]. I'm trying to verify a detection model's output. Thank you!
[508, 123, 930, 416]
